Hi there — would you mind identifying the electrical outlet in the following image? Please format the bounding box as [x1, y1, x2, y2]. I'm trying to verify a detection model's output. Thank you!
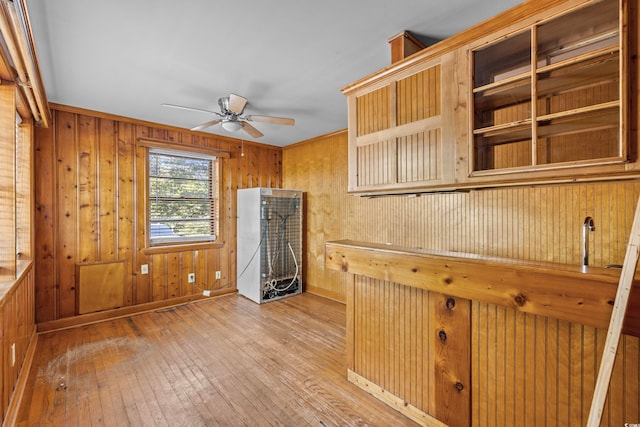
[215, 271, 221, 280]
[203, 290, 211, 297]
[141, 264, 149, 275]
[10, 343, 15, 367]
[188, 273, 195, 283]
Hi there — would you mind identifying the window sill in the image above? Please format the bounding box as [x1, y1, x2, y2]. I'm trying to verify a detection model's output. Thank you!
[143, 241, 224, 255]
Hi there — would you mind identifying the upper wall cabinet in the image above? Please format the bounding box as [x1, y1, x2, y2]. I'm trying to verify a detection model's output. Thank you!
[471, 0, 623, 175]
[343, 0, 637, 196]
[344, 56, 457, 194]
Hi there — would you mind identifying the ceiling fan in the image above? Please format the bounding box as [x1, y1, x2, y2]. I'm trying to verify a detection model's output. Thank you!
[163, 93, 295, 138]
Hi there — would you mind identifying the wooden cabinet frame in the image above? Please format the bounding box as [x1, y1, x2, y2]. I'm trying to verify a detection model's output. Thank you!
[469, 0, 628, 177]
[342, 0, 640, 196]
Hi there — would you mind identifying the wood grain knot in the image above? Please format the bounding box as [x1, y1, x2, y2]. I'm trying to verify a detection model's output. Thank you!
[341, 262, 349, 273]
[455, 382, 464, 391]
[444, 277, 453, 285]
[411, 267, 418, 273]
[446, 297, 456, 310]
[514, 293, 528, 306]
[438, 329, 447, 343]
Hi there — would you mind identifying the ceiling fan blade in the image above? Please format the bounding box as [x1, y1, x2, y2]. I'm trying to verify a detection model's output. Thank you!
[227, 93, 248, 115]
[191, 118, 222, 131]
[162, 103, 217, 115]
[240, 121, 264, 138]
[245, 115, 295, 126]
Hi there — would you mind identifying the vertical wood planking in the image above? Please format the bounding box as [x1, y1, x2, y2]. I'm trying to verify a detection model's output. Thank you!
[56, 111, 78, 318]
[34, 105, 282, 321]
[134, 126, 151, 304]
[98, 119, 117, 261]
[472, 300, 640, 426]
[397, 130, 440, 183]
[34, 117, 56, 322]
[283, 132, 351, 300]
[77, 114, 98, 264]
[357, 86, 390, 136]
[353, 277, 434, 414]
[1, 265, 36, 425]
[396, 64, 441, 126]
[286, 131, 640, 305]
[118, 122, 135, 305]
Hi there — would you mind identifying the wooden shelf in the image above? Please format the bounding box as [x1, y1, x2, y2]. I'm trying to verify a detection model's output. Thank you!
[473, 72, 531, 111]
[473, 120, 531, 135]
[537, 47, 619, 96]
[473, 120, 532, 147]
[537, 45, 619, 75]
[537, 100, 618, 122]
[537, 102, 619, 138]
[473, 71, 531, 93]
[471, 0, 621, 175]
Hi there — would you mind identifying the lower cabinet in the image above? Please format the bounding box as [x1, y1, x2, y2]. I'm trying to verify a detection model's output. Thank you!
[326, 240, 640, 426]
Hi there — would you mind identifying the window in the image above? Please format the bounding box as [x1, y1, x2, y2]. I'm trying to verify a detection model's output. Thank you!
[148, 148, 219, 245]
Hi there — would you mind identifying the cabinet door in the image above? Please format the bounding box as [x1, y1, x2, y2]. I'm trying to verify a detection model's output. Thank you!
[349, 62, 446, 194]
[472, 30, 533, 171]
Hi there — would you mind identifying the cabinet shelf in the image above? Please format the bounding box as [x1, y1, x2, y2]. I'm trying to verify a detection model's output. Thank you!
[537, 45, 619, 76]
[473, 120, 532, 147]
[473, 72, 531, 93]
[473, 72, 531, 111]
[537, 101, 619, 138]
[537, 47, 619, 96]
[471, 0, 621, 174]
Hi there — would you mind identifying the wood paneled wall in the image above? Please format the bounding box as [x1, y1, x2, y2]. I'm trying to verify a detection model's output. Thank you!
[282, 129, 640, 425]
[34, 105, 282, 324]
[283, 129, 640, 299]
[1, 263, 36, 424]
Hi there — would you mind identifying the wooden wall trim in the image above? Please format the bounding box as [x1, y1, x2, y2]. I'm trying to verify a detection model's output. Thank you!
[137, 137, 231, 158]
[284, 128, 347, 149]
[49, 103, 281, 150]
[348, 370, 448, 427]
[142, 241, 224, 255]
[304, 285, 345, 304]
[37, 289, 236, 333]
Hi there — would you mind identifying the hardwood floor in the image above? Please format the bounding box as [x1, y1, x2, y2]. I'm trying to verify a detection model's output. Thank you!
[15, 293, 417, 426]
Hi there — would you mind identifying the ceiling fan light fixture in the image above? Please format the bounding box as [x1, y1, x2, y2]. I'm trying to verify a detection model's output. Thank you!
[221, 120, 242, 132]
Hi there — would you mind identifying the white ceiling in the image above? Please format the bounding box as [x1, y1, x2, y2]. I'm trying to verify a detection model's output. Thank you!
[25, 0, 523, 147]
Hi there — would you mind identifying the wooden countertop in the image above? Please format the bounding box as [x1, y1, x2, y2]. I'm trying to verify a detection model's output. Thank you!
[325, 240, 640, 336]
